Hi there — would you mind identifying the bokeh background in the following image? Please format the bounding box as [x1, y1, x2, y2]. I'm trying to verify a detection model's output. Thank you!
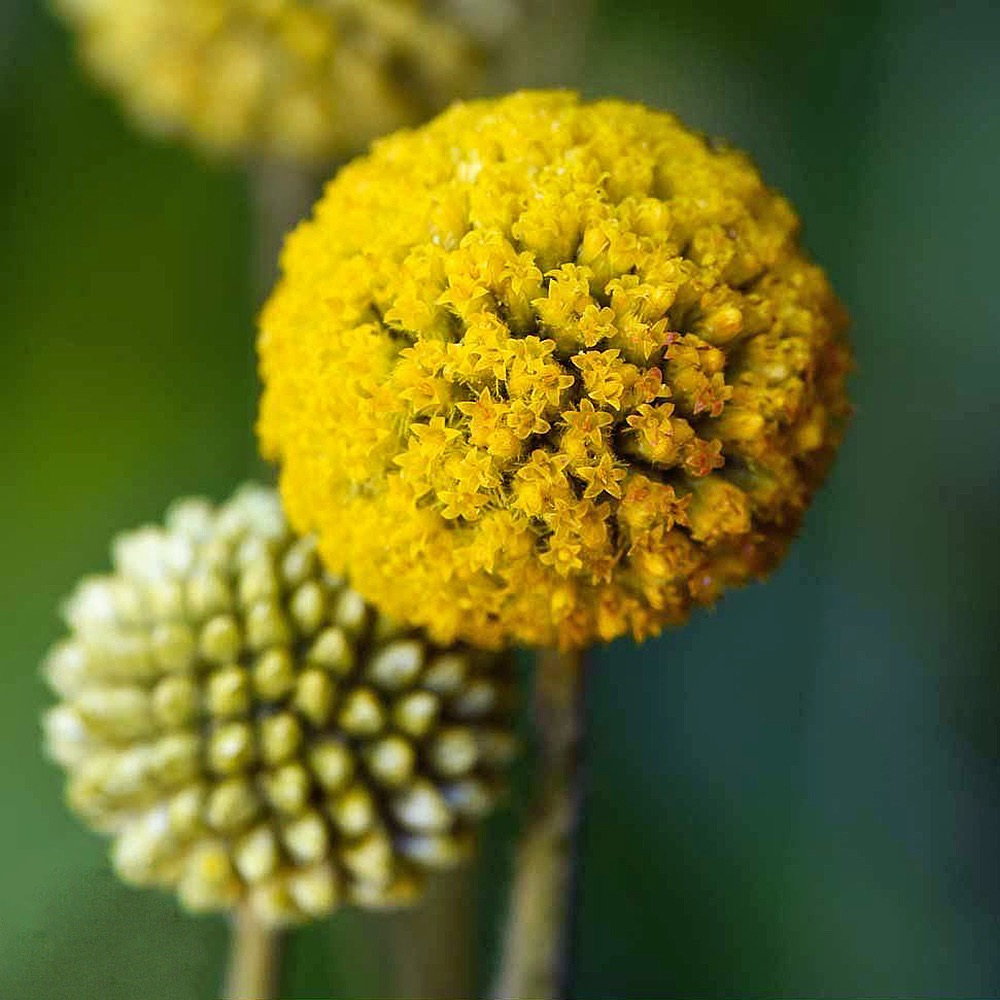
[4, 0, 1000, 996]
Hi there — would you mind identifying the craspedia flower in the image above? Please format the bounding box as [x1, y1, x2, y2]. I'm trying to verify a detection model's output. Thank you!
[43, 485, 515, 924]
[258, 91, 852, 650]
[53, 0, 521, 161]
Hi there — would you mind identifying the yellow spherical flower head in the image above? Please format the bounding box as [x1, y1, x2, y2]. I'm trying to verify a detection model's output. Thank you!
[53, 0, 514, 161]
[43, 485, 515, 925]
[258, 91, 852, 650]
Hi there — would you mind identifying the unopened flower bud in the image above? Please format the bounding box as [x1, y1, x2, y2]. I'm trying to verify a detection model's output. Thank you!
[43, 485, 515, 924]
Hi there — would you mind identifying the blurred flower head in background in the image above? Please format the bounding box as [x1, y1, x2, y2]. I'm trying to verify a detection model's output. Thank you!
[258, 91, 852, 650]
[52, 0, 523, 161]
[43, 485, 516, 925]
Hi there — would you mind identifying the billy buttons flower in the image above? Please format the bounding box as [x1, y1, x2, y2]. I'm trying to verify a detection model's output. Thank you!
[258, 91, 852, 650]
[53, 0, 518, 161]
[43, 485, 515, 924]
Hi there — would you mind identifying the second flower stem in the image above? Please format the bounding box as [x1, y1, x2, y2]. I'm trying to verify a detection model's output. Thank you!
[226, 903, 282, 1000]
[492, 647, 588, 1000]
[377, 865, 477, 998]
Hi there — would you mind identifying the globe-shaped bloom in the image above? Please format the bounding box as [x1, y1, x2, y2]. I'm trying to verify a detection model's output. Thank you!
[43, 485, 515, 924]
[258, 91, 852, 649]
[53, 0, 520, 161]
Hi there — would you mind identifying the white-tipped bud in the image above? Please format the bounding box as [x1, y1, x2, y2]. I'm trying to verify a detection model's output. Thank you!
[43, 484, 514, 924]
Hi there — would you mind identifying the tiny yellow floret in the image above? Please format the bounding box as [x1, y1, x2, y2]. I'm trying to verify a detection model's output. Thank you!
[53, 0, 515, 161]
[258, 92, 852, 649]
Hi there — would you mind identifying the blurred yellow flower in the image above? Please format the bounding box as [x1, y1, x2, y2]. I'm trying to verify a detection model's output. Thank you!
[43, 485, 515, 924]
[258, 91, 852, 649]
[54, 0, 520, 161]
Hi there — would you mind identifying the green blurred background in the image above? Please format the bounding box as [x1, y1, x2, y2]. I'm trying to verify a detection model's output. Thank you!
[4, 0, 1000, 996]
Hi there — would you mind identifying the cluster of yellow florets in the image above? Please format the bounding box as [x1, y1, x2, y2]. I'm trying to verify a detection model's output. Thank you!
[258, 91, 851, 649]
[43, 485, 515, 923]
[54, 0, 513, 161]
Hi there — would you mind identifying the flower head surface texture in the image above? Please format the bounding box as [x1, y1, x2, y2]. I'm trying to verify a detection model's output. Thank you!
[43, 485, 515, 924]
[54, 0, 519, 161]
[258, 91, 852, 650]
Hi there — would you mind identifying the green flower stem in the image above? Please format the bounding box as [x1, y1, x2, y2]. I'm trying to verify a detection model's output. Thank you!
[226, 904, 283, 1000]
[493, 648, 587, 1000]
[248, 158, 329, 301]
[376, 866, 477, 999]
[247, 159, 329, 486]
